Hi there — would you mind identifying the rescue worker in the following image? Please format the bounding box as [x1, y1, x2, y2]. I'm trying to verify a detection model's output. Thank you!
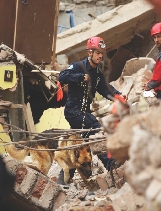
[58, 36, 126, 184]
[143, 22, 161, 99]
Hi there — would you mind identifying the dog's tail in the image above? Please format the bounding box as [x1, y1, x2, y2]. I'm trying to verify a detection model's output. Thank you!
[6, 143, 29, 161]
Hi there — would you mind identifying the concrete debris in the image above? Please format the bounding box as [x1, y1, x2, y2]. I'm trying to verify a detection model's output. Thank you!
[124, 120, 161, 210]
[3, 152, 127, 211]
[89, 132, 107, 155]
[91, 98, 112, 117]
[92, 57, 157, 121]
[54, 163, 125, 210]
[111, 57, 155, 99]
[107, 103, 161, 162]
[108, 182, 146, 211]
[102, 100, 161, 210]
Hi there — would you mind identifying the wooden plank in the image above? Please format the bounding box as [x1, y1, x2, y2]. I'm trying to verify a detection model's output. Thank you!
[0, 104, 24, 109]
[52, 0, 60, 67]
[0, 0, 16, 47]
[13, 0, 19, 50]
[15, 0, 57, 64]
[23, 102, 36, 140]
[31, 70, 60, 74]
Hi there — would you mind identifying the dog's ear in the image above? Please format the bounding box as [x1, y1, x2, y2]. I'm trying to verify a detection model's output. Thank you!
[74, 149, 80, 159]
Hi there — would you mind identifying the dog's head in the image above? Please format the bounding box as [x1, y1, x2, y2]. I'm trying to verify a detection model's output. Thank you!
[74, 145, 92, 178]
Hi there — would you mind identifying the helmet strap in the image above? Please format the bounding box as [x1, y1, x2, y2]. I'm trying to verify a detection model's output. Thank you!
[91, 58, 98, 66]
[88, 50, 98, 67]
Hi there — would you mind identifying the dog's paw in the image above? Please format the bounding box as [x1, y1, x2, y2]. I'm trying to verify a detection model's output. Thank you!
[64, 172, 70, 184]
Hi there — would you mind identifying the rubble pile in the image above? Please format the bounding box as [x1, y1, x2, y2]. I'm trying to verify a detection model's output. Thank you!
[106, 101, 161, 210]
[90, 57, 156, 121]
[111, 57, 155, 99]
[107, 102, 161, 161]
[58, 183, 146, 211]
[124, 104, 161, 210]
[3, 152, 127, 211]
[52, 162, 126, 211]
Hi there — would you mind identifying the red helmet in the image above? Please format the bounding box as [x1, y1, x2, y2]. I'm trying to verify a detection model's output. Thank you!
[86, 36, 106, 51]
[151, 22, 161, 36]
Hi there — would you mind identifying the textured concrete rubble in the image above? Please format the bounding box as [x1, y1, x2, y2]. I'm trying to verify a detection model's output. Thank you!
[3, 152, 132, 211]
[107, 103, 161, 162]
[3, 156, 66, 211]
[103, 99, 161, 211]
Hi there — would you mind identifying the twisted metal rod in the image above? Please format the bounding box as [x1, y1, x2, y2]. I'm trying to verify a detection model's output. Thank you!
[0, 121, 107, 151]
[1, 138, 106, 151]
[0, 121, 102, 135]
[0, 135, 106, 145]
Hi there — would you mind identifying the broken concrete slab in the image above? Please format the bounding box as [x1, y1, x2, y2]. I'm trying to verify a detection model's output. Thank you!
[121, 57, 155, 77]
[56, 0, 155, 63]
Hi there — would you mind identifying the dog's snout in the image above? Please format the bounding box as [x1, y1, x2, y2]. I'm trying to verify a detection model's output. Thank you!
[80, 168, 92, 178]
[86, 169, 92, 177]
[80, 162, 92, 178]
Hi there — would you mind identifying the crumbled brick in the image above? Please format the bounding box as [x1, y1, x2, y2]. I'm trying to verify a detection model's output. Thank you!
[4, 157, 66, 211]
[15, 166, 28, 184]
[32, 177, 48, 199]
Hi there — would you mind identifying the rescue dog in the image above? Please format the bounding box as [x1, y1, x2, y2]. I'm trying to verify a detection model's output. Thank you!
[6, 130, 92, 184]
[54, 134, 92, 183]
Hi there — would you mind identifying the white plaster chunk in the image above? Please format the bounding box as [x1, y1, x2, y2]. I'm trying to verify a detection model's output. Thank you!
[145, 179, 161, 201]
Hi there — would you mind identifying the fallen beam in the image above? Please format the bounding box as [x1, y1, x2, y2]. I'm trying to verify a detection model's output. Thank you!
[56, 0, 156, 63]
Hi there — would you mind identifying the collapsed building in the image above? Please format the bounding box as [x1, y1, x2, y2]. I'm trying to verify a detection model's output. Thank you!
[0, 0, 161, 211]
[56, 0, 159, 81]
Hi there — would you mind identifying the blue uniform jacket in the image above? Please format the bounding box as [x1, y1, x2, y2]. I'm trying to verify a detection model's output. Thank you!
[58, 58, 121, 118]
